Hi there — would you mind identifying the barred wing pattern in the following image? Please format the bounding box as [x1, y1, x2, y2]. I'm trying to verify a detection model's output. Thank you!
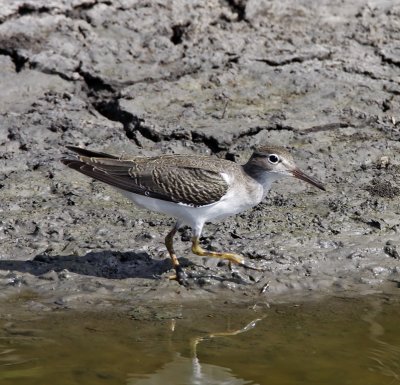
[62, 147, 229, 207]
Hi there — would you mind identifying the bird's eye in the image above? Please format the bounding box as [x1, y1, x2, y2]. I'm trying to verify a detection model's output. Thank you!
[268, 154, 280, 164]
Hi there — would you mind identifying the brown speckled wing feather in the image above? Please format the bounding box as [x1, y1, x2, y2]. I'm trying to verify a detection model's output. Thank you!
[62, 148, 229, 207]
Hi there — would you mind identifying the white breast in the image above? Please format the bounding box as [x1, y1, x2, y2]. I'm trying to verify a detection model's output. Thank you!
[118, 175, 264, 230]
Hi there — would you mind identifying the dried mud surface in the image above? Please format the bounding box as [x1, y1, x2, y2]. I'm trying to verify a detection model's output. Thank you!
[0, 0, 400, 312]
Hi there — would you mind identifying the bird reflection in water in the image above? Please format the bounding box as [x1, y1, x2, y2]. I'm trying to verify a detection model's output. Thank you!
[127, 317, 263, 385]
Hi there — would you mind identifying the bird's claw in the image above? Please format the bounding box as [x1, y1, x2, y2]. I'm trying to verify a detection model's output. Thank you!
[174, 265, 189, 286]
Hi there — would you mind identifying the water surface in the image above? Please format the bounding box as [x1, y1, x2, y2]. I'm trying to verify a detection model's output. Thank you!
[0, 294, 399, 385]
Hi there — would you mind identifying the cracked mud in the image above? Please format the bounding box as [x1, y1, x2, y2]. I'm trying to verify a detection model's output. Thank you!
[0, 0, 400, 312]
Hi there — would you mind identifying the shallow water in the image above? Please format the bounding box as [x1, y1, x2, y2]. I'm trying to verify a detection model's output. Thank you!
[0, 295, 399, 385]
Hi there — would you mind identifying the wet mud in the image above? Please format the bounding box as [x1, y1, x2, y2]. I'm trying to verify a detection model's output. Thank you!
[0, 0, 400, 311]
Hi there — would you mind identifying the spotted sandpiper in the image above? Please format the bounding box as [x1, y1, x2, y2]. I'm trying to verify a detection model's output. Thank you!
[62, 145, 325, 285]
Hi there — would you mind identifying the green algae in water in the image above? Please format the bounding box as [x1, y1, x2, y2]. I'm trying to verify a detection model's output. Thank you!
[0, 295, 399, 385]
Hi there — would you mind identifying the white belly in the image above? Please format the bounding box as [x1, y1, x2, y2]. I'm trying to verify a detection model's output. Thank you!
[119, 182, 264, 230]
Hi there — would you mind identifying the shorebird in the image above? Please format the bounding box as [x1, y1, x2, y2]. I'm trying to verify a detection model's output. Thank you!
[62, 145, 325, 285]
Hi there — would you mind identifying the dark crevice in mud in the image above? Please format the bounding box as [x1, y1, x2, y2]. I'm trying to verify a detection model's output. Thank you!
[76, 66, 146, 145]
[17, 4, 51, 16]
[71, 60, 231, 153]
[254, 57, 303, 66]
[78, 67, 116, 94]
[75, 66, 227, 151]
[237, 126, 265, 138]
[0, 48, 28, 72]
[237, 124, 294, 139]
[170, 23, 189, 45]
[91, 96, 227, 152]
[341, 65, 382, 81]
[125, 66, 202, 87]
[78, 65, 201, 91]
[0, 1, 111, 24]
[92, 98, 227, 152]
[91, 98, 147, 145]
[225, 0, 246, 21]
[0, 32, 45, 72]
[384, 83, 400, 96]
[79, 70, 294, 152]
[254, 52, 331, 67]
[191, 132, 226, 152]
[8, 127, 29, 151]
[0, 4, 52, 24]
[66, 1, 112, 20]
[379, 53, 400, 68]
[30, 64, 76, 82]
[93, 99, 137, 129]
[75, 69, 168, 146]
[86, 95, 179, 147]
[73, 1, 111, 11]
[302, 122, 350, 134]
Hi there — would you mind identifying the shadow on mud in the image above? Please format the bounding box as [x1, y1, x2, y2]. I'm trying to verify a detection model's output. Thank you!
[0, 250, 185, 280]
[0, 252, 253, 286]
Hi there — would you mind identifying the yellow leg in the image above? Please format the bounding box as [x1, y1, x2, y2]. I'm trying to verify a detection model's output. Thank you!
[165, 226, 188, 285]
[191, 237, 245, 265]
[191, 237, 263, 271]
[165, 227, 178, 266]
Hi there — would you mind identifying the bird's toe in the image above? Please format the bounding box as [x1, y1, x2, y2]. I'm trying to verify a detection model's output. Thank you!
[175, 265, 189, 287]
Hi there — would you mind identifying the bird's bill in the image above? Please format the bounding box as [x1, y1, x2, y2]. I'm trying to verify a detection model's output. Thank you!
[291, 168, 326, 191]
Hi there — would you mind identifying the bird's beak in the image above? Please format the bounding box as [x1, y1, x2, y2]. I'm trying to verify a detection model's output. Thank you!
[291, 168, 326, 191]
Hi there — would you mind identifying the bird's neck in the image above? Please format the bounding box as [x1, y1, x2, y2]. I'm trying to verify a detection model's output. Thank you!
[242, 162, 282, 196]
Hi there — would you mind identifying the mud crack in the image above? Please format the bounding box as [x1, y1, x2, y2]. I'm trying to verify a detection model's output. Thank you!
[225, 0, 246, 22]
[253, 50, 331, 67]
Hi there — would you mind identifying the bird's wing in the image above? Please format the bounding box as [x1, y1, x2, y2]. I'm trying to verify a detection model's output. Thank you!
[62, 149, 229, 207]
[65, 145, 120, 159]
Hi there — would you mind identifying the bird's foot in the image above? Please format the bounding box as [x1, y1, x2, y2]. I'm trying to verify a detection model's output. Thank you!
[238, 261, 264, 272]
[169, 265, 189, 287]
[223, 253, 262, 271]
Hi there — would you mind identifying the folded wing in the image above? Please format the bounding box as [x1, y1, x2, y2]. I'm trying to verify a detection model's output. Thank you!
[62, 147, 229, 207]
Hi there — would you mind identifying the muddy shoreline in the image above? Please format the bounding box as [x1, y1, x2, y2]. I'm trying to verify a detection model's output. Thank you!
[0, 0, 399, 312]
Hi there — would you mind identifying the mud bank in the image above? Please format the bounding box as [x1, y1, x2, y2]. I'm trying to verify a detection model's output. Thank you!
[0, 0, 399, 311]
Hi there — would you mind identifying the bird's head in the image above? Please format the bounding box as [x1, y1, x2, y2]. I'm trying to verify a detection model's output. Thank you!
[245, 145, 325, 191]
